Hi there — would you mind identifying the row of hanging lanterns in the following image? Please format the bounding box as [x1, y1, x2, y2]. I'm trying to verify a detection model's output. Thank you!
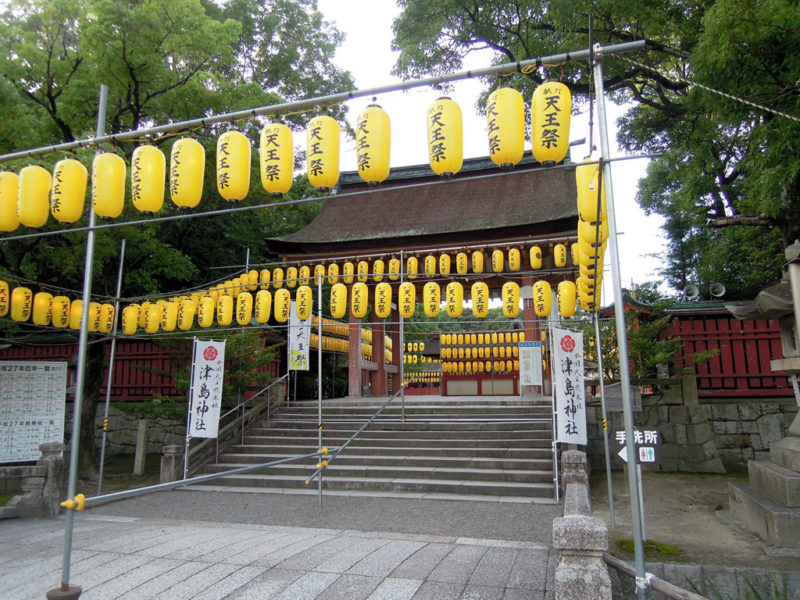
[440, 331, 524, 346]
[442, 345, 520, 360]
[573, 157, 608, 311]
[442, 360, 519, 375]
[0, 79, 570, 232]
[404, 372, 441, 385]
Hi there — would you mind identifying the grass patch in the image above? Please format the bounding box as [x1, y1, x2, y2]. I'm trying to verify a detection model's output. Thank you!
[616, 538, 684, 558]
[0, 492, 16, 506]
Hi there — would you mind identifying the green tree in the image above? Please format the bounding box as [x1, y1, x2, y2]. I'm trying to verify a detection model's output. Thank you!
[0, 0, 353, 478]
[391, 0, 799, 299]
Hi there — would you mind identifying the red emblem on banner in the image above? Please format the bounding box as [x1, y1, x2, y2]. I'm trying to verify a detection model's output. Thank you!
[203, 346, 218, 361]
[560, 335, 575, 353]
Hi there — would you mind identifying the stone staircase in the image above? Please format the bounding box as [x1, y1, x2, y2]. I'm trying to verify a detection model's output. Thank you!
[196, 394, 557, 501]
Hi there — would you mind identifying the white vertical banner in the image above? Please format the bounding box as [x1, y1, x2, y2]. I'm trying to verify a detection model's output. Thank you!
[288, 301, 311, 371]
[552, 327, 587, 445]
[519, 341, 543, 386]
[187, 339, 226, 438]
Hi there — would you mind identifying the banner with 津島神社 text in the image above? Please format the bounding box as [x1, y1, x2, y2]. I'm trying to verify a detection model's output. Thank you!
[552, 328, 587, 445]
[187, 339, 226, 439]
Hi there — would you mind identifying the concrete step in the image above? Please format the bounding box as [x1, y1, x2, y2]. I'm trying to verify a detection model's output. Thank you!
[249, 425, 552, 438]
[229, 444, 553, 460]
[258, 420, 552, 432]
[241, 435, 553, 449]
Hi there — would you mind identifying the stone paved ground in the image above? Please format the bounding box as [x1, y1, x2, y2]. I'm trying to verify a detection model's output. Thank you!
[2, 512, 556, 599]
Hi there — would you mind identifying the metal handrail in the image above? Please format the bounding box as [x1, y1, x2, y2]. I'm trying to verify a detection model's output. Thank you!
[305, 385, 406, 485]
[219, 374, 289, 423]
[80, 449, 326, 509]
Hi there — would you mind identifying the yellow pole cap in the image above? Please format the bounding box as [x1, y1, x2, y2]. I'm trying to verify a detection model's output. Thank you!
[60, 493, 86, 511]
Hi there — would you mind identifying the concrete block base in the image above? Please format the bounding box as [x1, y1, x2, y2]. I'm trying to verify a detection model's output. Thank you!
[729, 482, 800, 547]
[770, 436, 800, 472]
[748, 460, 800, 507]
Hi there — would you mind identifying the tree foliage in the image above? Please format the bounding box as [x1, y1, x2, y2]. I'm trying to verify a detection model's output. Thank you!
[391, 0, 800, 299]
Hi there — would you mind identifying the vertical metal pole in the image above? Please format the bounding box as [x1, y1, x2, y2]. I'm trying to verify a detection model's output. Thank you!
[549, 319, 559, 502]
[184, 337, 199, 480]
[399, 250, 405, 422]
[594, 312, 616, 528]
[317, 273, 323, 509]
[55, 83, 108, 596]
[97, 239, 126, 496]
[593, 45, 647, 598]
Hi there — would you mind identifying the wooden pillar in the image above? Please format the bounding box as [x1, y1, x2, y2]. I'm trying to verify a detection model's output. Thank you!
[370, 315, 387, 396]
[348, 310, 362, 397]
[522, 274, 545, 396]
[390, 304, 402, 393]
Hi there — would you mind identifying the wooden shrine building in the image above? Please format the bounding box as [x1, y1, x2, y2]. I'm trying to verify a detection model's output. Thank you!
[265, 154, 579, 397]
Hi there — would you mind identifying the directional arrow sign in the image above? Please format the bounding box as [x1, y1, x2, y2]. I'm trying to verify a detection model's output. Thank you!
[618, 446, 628, 463]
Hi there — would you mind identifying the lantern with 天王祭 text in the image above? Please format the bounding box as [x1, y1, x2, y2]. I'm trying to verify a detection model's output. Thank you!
[471, 281, 489, 318]
[471, 251, 484, 274]
[272, 267, 284, 289]
[298, 266, 310, 286]
[502, 281, 520, 318]
[423, 282, 440, 318]
[399, 282, 415, 318]
[492, 249, 504, 273]
[51, 296, 70, 328]
[197, 296, 215, 328]
[486, 87, 524, 168]
[177, 299, 196, 330]
[307, 115, 340, 191]
[217, 130, 250, 201]
[439, 254, 451, 276]
[351, 282, 368, 319]
[407, 256, 418, 279]
[131, 145, 165, 213]
[260, 123, 293, 196]
[531, 81, 571, 164]
[357, 260, 369, 283]
[388, 258, 400, 281]
[427, 97, 462, 177]
[356, 103, 390, 184]
[92, 152, 126, 218]
[144, 303, 161, 334]
[99, 303, 115, 334]
[325, 262, 338, 284]
[160, 301, 178, 332]
[373, 259, 385, 282]
[533, 280, 552, 317]
[237, 291, 254, 325]
[0, 172, 20, 232]
[286, 266, 298, 288]
[456, 252, 468, 275]
[50, 158, 87, 224]
[18, 165, 51, 228]
[259, 269, 271, 290]
[424, 255, 436, 277]
[274, 288, 291, 323]
[121, 304, 139, 334]
[374, 282, 391, 319]
[10, 286, 32, 322]
[32, 292, 52, 326]
[216, 295, 233, 326]
[554, 243, 567, 267]
[446, 281, 463, 318]
[558, 280, 577, 318]
[508, 248, 521, 271]
[330, 283, 347, 319]
[254, 290, 272, 323]
[343, 261, 354, 284]
[170, 137, 205, 209]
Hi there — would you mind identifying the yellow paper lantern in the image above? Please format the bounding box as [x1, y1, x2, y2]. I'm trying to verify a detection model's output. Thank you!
[343, 261, 355, 284]
[217, 295, 234, 326]
[406, 256, 419, 279]
[423, 281, 440, 318]
[177, 299, 196, 330]
[439, 254, 451, 276]
[558, 280, 577, 318]
[92, 153, 126, 218]
[531, 81, 571, 164]
[18, 165, 52, 228]
[96, 302, 114, 334]
[68, 299, 84, 330]
[131, 145, 165, 213]
[144, 303, 162, 334]
[307, 114, 340, 191]
[327, 263, 340, 284]
[351, 281, 368, 319]
[571, 243, 580, 266]
[471, 281, 489, 318]
[120, 304, 138, 334]
[373, 259, 385, 282]
[533, 280, 552, 317]
[254, 290, 272, 323]
[0, 172, 20, 232]
[471, 251, 484, 274]
[374, 282, 392, 319]
[486, 87, 525, 168]
[424, 255, 436, 277]
[50, 158, 87, 223]
[330, 283, 347, 319]
[554, 243, 567, 267]
[51, 295, 70, 328]
[388, 258, 401, 281]
[357, 260, 369, 283]
[160, 301, 178, 332]
[236, 291, 254, 325]
[508, 248, 521, 271]
[399, 282, 415, 318]
[246, 269, 259, 291]
[217, 130, 250, 201]
[169, 137, 205, 209]
[298, 265, 310, 286]
[356, 103, 391, 184]
[456, 252, 468, 275]
[258, 269, 271, 290]
[272, 267, 284, 289]
[502, 281, 520, 318]
[576, 157, 607, 223]
[295, 286, 312, 321]
[260, 122, 293, 196]
[32, 292, 53, 326]
[579, 217, 609, 245]
[491, 249, 504, 273]
[286, 266, 298, 288]
[10, 286, 32, 322]
[529, 246, 543, 270]
[197, 296, 215, 328]
[427, 96, 463, 177]
[310, 264, 323, 284]
[446, 281, 464, 318]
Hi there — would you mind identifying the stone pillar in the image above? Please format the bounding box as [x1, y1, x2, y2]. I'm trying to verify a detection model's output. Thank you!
[160, 445, 184, 483]
[348, 311, 362, 397]
[680, 367, 699, 405]
[370, 317, 387, 396]
[553, 514, 612, 600]
[38, 442, 64, 517]
[133, 419, 148, 476]
[561, 449, 589, 498]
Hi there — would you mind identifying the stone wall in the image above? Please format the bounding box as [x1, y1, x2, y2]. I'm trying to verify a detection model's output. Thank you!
[586, 374, 797, 473]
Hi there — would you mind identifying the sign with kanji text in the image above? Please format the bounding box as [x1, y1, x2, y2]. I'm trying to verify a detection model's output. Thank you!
[187, 339, 226, 438]
[519, 341, 543, 386]
[288, 301, 311, 371]
[552, 328, 587, 445]
[614, 428, 661, 465]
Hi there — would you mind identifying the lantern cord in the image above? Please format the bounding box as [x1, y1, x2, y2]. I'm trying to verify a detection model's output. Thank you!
[588, 11, 595, 152]
[617, 54, 800, 125]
